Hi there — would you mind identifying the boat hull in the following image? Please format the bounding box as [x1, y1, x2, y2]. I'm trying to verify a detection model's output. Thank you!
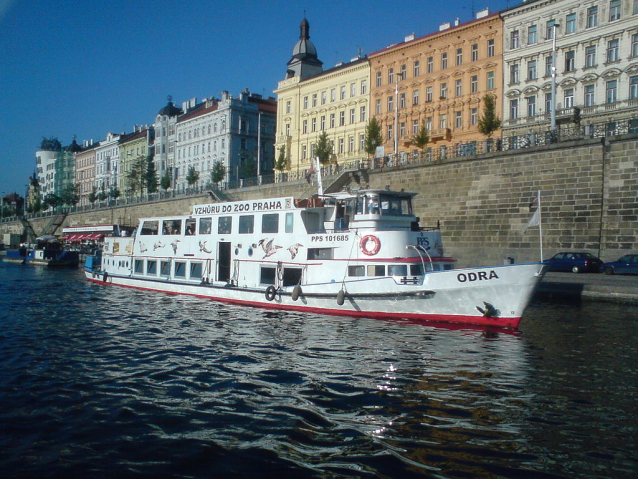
[85, 263, 545, 329]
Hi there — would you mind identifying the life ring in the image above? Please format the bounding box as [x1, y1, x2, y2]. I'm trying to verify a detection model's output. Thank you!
[360, 235, 381, 256]
[265, 285, 277, 301]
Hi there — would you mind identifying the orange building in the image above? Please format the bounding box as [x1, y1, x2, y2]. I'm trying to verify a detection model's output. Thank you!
[369, 9, 503, 160]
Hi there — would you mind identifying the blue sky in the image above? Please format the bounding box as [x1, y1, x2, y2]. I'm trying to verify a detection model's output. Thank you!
[0, 0, 515, 197]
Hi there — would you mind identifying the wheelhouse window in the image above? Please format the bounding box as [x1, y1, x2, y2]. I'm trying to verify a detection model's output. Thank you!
[308, 248, 333, 260]
[388, 265, 408, 276]
[218, 216, 232, 234]
[260, 266, 276, 285]
[185, 218, 196, 235]
[174, 261, 186, 278]
[348, 265, 365, 277]
[140, 220, 158, 235]
[262, 214, 279, 233]
[134, 259, 144, 274]
[282, 268, 302, 287]
[160, 261, 171, 276]
[147, 260, 157, 275]
[239, 215, 254, 234]
[190, 262, 202, 279]
[367, 265, 385, 276]
[162, 219, 181, 235]
[285, 213, 294, 233]
[379, 194, 412, 215]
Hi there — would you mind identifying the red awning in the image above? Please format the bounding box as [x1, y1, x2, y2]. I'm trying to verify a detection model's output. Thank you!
[87, 233, 104, 240]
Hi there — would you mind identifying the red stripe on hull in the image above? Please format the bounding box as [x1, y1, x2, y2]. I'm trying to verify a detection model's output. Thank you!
[85, 276, 522, 330]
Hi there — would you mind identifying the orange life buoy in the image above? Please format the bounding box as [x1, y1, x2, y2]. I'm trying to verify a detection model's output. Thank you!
[360, 235, 381, 256]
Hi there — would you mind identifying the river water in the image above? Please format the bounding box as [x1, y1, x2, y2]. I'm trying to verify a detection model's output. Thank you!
[1, 262, 637, 478]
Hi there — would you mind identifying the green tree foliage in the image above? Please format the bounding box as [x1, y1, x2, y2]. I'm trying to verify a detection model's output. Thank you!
[477, 94, 501, 139]
[108, 186, 120, 200]
[160, 170, 171, 191]
[127, 156, 148, 196]
[240, 159, 257, 179]
[210, 161, 227, 186]
[60, 183, 80, 206]
[40, 137, 62, 151]
[186, 166, 200, 186]
[364, 117, 383, 157]
[274, 145, 288, 172]
[412, 125, 430, 151]
[88, 186, 98, 204]
[315, 131, 333, 165]
[146, 158, 158, 193]
[98, 184, 108, 201]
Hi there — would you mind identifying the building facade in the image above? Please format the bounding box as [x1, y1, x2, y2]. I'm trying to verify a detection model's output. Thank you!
[118, 127, 151, 197]
[502, 0, 638, 141]
[368, 9, 504, 161]
[75, 140, 97, 207]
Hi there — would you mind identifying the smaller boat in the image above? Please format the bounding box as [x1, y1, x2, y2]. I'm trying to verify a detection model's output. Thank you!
[3, 242, 79, 268]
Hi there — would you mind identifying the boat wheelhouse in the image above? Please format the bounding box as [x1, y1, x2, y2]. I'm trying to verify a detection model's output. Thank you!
[86, 188, 545, 329]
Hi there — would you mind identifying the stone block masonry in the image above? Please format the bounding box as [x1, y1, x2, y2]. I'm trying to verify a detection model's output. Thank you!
[3, 135, 636, 268]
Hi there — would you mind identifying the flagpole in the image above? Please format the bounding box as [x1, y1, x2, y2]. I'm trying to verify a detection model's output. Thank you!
[537, 190, 543, 262]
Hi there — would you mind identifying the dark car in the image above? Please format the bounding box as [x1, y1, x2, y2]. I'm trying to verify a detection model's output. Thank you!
[544, 252, 603, 273]
[600, 254, 638, 275]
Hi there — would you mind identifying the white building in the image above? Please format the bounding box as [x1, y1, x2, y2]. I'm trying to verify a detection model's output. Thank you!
[502, 0, 638, 141]
[35, 149, 57, 199]
[95, 132, 121, 196]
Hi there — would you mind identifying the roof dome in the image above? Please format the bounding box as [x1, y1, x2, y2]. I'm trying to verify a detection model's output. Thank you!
[158, 95, 182, 117]
[291, 18, 318, 59]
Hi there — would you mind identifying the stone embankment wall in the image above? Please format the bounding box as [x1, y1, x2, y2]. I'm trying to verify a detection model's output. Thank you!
[3, 135, 636, 267]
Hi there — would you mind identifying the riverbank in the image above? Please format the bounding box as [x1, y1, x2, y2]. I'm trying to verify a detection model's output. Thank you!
[537, 272, 638, 304]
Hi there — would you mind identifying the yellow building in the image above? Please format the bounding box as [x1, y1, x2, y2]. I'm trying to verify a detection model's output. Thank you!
[118, 127, 150, 198]
[274, 19, 371, 178]
[369, 10, 503, 160]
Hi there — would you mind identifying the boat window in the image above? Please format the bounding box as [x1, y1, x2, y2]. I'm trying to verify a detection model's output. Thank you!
[160, 261, 171, 276]
[134, 259, 144, 274]
[218, 216, 232, 234]
[185, 218, 196, 236]
[282, 268, 302, 287]
[260, 266, 276, 285]
[162, 219, 182, 235]
[367, 264, 385, 276]
[174, 261, 186, 278]
[348, 265, 365, 277]
[190, 262, 202, 279]
[199, 217, 212, 235]
[388, 264, 408, 276]
[262, 214, 279, 233]
[239, 215, 254, 234]
[379, 195, 411, 216]
[140, 220, 159, 235]
[285, 213, 294, 233]
[410, 264, 424, 275]
[308, 248, 333, 260]
[147, 260, 157, 275]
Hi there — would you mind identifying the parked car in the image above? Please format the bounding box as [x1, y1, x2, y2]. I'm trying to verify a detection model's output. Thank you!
[600, 254, 638, 275]
[544, 252, 603, 273]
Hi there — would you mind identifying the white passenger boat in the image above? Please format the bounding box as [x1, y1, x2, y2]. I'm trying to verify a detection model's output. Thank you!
[84, 188, 545, 329]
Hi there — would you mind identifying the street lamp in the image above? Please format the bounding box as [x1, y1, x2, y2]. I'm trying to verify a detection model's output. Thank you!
[550, 22, 561, 139]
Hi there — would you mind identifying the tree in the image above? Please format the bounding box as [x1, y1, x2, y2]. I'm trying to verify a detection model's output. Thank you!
[127, 156, 148, 197]
[315, 131, 333, 165]
[186, 166, 200, 188]
[160, 170, 171, 191]
[364, 117, 383, 157]
[43, 194, 62, 210]
[88, 186, 98, 204]
[210, 161, 226, 187]
[146, 158, 158, 193]
[108, 186, 120, 200]
[477, 93, 501, 139]
[97, 184, 108, 201]
[240, 159, 257, 179]
[412, 125, 429, 151]
[274, 145, 288, 172]
[60, 183, 80, 206]
[39, 137, 62, 151]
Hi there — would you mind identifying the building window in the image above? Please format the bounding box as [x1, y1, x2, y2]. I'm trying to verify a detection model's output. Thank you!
[546, 56, 553, 77]
[426, 86, 433, 102]
[565, 51, 575, 72]
[388, 68, 394, 84]
[566, 13, 576, 34]
[413, 60, 420, 77]
[471, 43, 478, 61]
[387, 124, 393, 140]
[400, 64, 407, 80]
[399, 93, 406, 109]
[360, 106, 366, 122]
[350, 83, 356, 97]
[470, 108, 478, 125]
[321, 91, 326, 105]
[286, 101, 291, 113]
[487, 71, 494, 90]
[400, 122, 405, 137]
[349, 109, 355, 124]
[487, 39, 495, 57]
[311, 117, 316, 132]
[528, 60, 537, 80]
[412, 120, 419, 134]
[387, 96, 394, 111]
[302, 120, 308, 134]
[440, 114, 447, 129]
[303, 96, 308, 109]
[441, 52, 448, 69]
[456, 48, 463, 65]
[413, 89, 420, 105]
[455, 79, 462, 96]
[320, 116, 325, 130]
[455, 111, 462, 128]
[340, 86, 346, 100]
[510, 99, 519, 119]
[510, 63, 519, 84]
[526, 96, 536, 116]
[427, 56, 434, 73]
[361, 80, 367, 95]
[546, 19, 557, 39]
[330, 113, 336, 128]
[375, 100, 381, 115]
[587, 6, 598, 28]
[564, 89, 574, 108]
[510, 30, 520, 49]
[607, 39, 619, 63]
[440, 83, 447, 98]
[630, 76, 638, 100]
[545, 93, 553, 113]
[301, 145, 307, 159]
[339, 111, 345, 126]
[348, 136, 354, 152]
[528, 25, 537, 44]
[606, 80, 618, 103]
[586, 46, 597, 67]
[426, 117, 432, 131]
[376, 72, 382, 87]
[609, 0, 621, 21]
[312, 94, 317, 107]
[632, 33, 638, 57]
[584, 85, 595, 107]
[470, 75, 478, 93]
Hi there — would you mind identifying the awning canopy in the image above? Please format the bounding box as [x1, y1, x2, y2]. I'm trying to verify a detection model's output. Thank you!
[64, 233, 104, 242]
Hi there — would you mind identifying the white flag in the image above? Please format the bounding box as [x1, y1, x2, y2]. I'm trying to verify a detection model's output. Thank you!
[520, 209, 540, 234]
